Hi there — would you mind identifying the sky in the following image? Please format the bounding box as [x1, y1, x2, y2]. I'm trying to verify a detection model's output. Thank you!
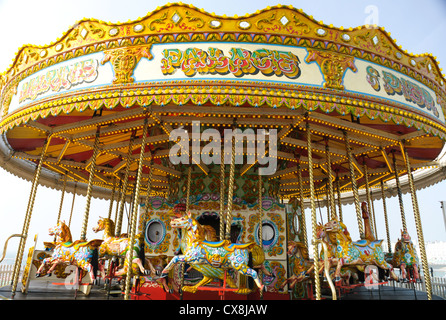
[0, 0, 445, 263]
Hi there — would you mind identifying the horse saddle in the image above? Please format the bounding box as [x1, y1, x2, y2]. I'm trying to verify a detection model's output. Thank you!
[60, 239, 103, 250]
[202, 240, 255, 252]
[353, 239, 383, 247]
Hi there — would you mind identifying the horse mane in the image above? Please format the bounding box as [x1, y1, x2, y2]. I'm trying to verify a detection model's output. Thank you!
[59, 221, 73, 243]
[202, 225, 217, 241]
[338, 221, 352, 242]
[104, 218, 116, 236]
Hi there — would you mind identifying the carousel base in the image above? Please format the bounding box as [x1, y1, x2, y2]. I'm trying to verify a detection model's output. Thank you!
[338, 284, 444, 300]
[1, 281, 443, 300]
[0, 281, 124, 300]
[130, 278, 287, 300]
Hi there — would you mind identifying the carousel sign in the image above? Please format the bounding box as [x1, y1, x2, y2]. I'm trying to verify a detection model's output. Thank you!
[160, 47, 301, 79]
[19, 58, 99, 104]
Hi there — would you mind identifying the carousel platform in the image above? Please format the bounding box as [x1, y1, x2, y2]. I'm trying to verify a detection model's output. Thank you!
[338, 284, 444, 300]
[0, 281, 124, 300]
[1, 281, 443, 300]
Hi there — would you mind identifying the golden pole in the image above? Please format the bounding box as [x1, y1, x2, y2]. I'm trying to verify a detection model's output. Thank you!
[107, 176, 117, 220]
[402, 142, 432, 300]
[335, 172, 343, 223]
[392, 152, 407, 231]
[185, 166, 192, 211]
[258, 171, 264, 299]
[225, 130, 236, 241]
[363, 163, 376, 237]
[180, 165, 192, 300]
[68, 182, 77, 228]
[124, 114, 150, 300]
[143, 161, 154, 218]
[306, 121, 320, 300]
[343, 130, 364, 238]
[114, 178, 123, 226]
[219, 149, 226, 241]
[80, 127, 101, 240]
[297, 164, 308, 249]
[380, 180, 392, 253]
[11, 135, 51, 298]
[325, 141, 336, 220]
[56, 173, 67, 223]
[115, 134, 135, 236]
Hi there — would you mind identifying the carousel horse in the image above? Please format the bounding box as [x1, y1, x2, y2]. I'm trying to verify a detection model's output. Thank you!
[391, 229, 420, 282]
[321, 218, 398, 282]
[92, 217, 150, 277]
[279, 241, 313, 291]
[35, 221, 103, 284]
[161, 210, 266, 294]
[145, 255, 171, 293]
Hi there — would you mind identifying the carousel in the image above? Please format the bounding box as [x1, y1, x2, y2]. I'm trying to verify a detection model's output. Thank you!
[0, 3, 445, 300]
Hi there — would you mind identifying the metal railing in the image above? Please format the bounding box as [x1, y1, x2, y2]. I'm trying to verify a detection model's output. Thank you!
[0, 264, 23, 287]
[383, 276, 446, 299]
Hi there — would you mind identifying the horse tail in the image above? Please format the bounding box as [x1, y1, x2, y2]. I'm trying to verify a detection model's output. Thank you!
[249, 244, 265, 267]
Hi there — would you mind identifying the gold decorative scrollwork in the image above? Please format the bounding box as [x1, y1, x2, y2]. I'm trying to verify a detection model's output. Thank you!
[87, 22, 106, 39]
[149, 11, 169, 31]
[184, 10, 205, 28]
[101, 45, 153, 84]
[305, 49, 357, 90]
[292, 15, 310, 34]
[255, 13, 276, 30]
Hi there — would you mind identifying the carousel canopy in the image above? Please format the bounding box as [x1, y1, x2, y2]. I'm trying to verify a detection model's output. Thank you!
[0, 3, 445, 203]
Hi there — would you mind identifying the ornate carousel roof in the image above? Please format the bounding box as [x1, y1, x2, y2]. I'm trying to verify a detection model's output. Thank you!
[0, 3, 445, 203]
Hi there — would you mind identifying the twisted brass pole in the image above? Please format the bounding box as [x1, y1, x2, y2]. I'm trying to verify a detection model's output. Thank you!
[343, 130, 364, 238]
[80, 127, 101, 240]
[143, 162, 154, 218]
[225, 133, 236, 240]
[258, 171, 264, 299]
[180, 165, 193, 300]
[185, 166, 192, 211]
[297, 165, 308, 248]
[11, 135, 51, 298]
[380, 180, 392, 253]
[56, 173, 67, 223]
[335, 173, 343, 222]
[68, 182, 77, 228]
[107, 176, 117, 220]
[325, 142, 336, 220]
[306, 121, 320, 300]
[258, 172, 263, 247]
[363, 163, 376, 237]
[392, 152, 407, 231]
[124, 115, 150, 300]
[402, 143, 432, 300]
[115, 134, 135, 236]
[219, 149, 226, 241]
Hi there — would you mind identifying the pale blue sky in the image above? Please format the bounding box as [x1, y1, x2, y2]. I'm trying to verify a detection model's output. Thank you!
[0, 0, 445, 259]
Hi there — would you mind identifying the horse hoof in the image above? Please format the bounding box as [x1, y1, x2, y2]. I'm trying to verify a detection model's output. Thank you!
[160, 272, 168, 278]
[35, 273, 41, 278]
[45, 273, 52, 277]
